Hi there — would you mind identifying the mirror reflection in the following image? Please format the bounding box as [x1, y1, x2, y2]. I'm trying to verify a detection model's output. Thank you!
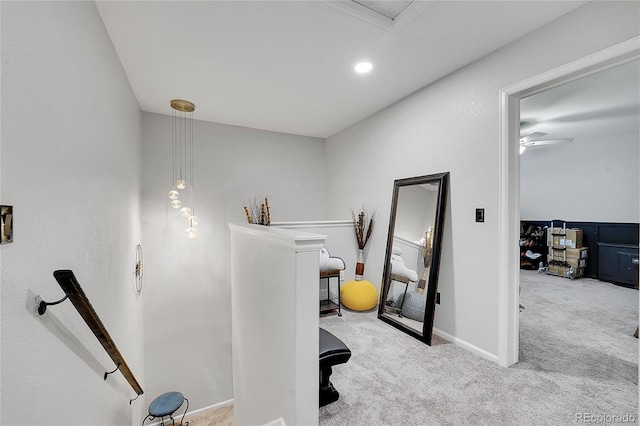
[378, 172, 449, 345]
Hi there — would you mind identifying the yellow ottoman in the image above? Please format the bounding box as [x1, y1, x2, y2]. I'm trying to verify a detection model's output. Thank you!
[341, 280, 378, 311]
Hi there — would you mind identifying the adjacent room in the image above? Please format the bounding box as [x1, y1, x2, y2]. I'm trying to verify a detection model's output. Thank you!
[516, 59, 639, 424]
[1, 1, 638, 425]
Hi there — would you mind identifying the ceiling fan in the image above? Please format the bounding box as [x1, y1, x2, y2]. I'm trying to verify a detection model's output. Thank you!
[519, 132, 573, 154]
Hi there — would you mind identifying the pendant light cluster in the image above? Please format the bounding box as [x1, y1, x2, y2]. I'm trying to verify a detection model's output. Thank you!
[168, 99, 199, 238]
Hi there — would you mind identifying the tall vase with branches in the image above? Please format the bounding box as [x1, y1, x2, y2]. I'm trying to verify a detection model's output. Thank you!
[352, 205, 376, 281]
[416, 226, 434, 294]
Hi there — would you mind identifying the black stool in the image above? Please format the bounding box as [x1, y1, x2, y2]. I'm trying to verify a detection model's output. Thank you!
[319, 328, 351, 407]
[142, 391, 189, 426]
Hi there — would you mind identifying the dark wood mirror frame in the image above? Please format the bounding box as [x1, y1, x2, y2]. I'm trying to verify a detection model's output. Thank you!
[377, 172, 449, 345]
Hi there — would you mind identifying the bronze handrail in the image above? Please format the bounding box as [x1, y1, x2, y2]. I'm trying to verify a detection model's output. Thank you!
[38, 270, 143, 398]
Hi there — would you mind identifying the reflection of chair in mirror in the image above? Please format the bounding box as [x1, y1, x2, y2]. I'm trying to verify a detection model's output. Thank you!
[319, 248, 345, 316]
[387, 246, 418, 316]
[378, 172, 449, 345]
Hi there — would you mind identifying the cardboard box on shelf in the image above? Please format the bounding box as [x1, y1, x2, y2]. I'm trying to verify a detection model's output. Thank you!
[547, 254, 587, 269]
[549, 247, 588, 260]
[547, 227, 583, 248]
[547, 264, 585, 279]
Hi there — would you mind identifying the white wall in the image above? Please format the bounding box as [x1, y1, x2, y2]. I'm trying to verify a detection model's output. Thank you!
[229, 224, 323, 426]
[521, 132, 639, 222]
[275, 221, 356, 279]
[3, 2, 638, 421]
[325, 1, 640, 358]
[140, 113, 326, 411]
[395, 185, 438, 242]
[1, 2, 144, 425]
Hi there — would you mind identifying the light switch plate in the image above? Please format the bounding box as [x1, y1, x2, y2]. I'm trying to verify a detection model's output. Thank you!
[475, 208, 484, 223]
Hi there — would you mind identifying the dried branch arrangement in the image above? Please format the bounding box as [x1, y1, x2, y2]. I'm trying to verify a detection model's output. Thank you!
[351, 205, 376, 250]
[420, 226, 434, 267]
[244, 196, 271, 226]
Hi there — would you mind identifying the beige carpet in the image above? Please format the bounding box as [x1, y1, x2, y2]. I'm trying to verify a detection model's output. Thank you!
[185, 404, 233, 426]
[319, 272, 638, 425]
[186, 308, 444, 425]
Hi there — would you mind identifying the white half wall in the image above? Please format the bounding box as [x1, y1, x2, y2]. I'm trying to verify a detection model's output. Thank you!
[521, 132, 639, 222]
[324, 1, 640, 359]
[140, 113, 327, 411]
[229, 224, 323, 426]
[1, 2, 144, 424]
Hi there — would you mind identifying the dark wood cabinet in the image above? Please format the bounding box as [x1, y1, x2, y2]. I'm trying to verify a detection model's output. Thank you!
[597, 243, 639, 289]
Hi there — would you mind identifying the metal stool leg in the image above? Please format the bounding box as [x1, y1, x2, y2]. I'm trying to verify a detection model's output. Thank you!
[335, 275, 342, 316]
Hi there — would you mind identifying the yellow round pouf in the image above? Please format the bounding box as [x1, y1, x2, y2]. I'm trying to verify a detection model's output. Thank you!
[341, 279, 378, 311]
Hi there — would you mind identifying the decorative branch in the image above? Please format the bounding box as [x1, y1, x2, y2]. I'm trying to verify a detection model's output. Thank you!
[351, 205, 376, 250]
[420, 226, 434, 268]
[244, 196, 271, 226]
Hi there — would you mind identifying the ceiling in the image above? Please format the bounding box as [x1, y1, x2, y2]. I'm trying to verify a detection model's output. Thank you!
[96, 1, 590, 138]
[520, 59, 640, 149]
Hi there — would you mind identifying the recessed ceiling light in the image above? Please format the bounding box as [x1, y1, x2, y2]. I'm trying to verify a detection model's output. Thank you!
[354, 62, 373, 74]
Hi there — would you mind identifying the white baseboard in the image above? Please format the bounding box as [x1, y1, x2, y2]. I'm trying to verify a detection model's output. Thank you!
[433, 328, 499, 364]
[186, 398, 233, 417]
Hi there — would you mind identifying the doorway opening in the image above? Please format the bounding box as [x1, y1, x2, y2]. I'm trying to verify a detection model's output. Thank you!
[497, 36, 639, 367]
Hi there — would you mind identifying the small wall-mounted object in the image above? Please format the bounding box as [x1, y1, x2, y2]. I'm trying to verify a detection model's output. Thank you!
[475, 208, 485, 223]
[135, 243, 143, 295]
[1, 205, 13, 244]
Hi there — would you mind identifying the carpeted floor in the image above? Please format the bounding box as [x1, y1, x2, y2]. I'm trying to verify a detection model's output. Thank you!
[319, 271, 638, 425]
[187, 271, 637, 425]
[183, 403, 233, 425]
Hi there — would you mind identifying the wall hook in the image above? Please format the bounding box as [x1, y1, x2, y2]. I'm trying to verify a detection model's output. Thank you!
[129, 393, 141, 405]
[104, 362, 122, 380]
[36, 294, 69, 315]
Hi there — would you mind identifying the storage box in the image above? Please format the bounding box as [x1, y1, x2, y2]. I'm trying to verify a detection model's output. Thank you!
[549, 247, 588, 260]
[547, 264, 585, 279]
[547, 254, 587, 269]
[547, 227, 583, 248]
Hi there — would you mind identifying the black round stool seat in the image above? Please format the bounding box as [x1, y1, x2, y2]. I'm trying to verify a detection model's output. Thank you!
[149, 391, 184, 417]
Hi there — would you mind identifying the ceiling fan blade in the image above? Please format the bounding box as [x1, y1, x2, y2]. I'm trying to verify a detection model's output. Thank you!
[523, 138, 574, 147]
[519, 132, 547, 143]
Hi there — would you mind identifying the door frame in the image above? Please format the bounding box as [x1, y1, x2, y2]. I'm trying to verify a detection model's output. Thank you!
[497, 36, 640, 367]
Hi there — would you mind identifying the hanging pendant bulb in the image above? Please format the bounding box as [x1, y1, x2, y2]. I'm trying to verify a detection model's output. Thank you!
[186, 227, 198, 238]
[169, 99, 200, 238]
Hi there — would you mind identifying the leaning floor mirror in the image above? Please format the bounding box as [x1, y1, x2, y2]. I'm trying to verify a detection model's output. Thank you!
[378, 172, 449, 345]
